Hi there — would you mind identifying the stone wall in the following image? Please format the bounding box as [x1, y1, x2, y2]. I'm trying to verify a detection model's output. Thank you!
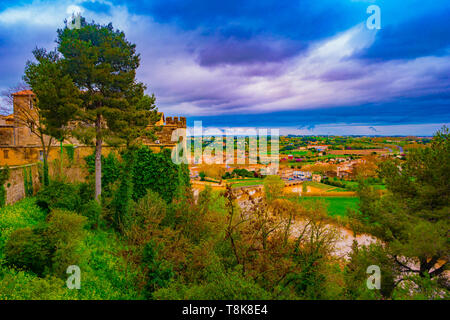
[3, 163, 41, 205]
[0, 126, 14, 145]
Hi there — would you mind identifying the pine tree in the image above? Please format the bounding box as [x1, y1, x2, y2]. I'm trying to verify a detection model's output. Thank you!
[56, 18, 159, 201]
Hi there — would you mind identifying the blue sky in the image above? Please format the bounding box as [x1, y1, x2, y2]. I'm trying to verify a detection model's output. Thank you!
[0, 0, 449, 135]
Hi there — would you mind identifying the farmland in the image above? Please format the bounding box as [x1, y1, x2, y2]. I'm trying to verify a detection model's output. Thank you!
[297, 196, 360, 217]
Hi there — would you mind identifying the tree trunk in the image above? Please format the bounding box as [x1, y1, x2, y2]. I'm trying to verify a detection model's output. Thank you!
[95, 114, 102, 202]
[43, 155, 49, 186]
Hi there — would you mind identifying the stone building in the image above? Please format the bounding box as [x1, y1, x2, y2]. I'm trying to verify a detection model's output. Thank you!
[0, 90, 43, 147]
[0, 90, 186, 166]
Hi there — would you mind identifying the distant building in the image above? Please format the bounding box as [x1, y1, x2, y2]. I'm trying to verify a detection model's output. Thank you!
[280, 168, 294, 179]
[293, 170, 312, 180]
[0, 90, 186, 166]
[336, 163, 353, 179]
[307, 145, 329, 152]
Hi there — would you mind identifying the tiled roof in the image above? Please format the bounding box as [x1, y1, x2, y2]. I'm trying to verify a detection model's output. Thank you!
[12, 90, 34, 96]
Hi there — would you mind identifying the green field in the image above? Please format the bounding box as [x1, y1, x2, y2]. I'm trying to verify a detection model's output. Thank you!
[229, 178, 264, 188]
[297, 196, 360, 217]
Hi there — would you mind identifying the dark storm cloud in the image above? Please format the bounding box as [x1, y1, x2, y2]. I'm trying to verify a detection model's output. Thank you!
[188, 94, 450, 128]
[0, 0, 449, 135]
[360, 9, 450, 61]
[196, 38, 302, 66]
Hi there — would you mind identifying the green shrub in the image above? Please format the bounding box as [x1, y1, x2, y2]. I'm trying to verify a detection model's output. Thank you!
[142, 240, 174, 298]
[85, 152, 121, 197]
[45, 209, 86, 245]
[4, 226, 53, 276]
[80, 200, 101, 229]
[35, 180, 81, 213]
[132, 147, 190, 203]
[0, 198, 46, 251]
[0, 268, 67, 300]
[77, 181, 95, 203]
[4, 209, 86, 278]
[131, 190, 167, 227]
[111, 168, 133, 232]
[154, 269, 270, 300]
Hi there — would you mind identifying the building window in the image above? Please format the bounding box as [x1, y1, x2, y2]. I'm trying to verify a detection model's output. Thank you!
[3, 150, 9, 159]
[29, 99, 33, 109]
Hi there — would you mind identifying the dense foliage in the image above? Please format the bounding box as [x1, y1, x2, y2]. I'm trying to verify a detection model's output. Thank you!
[131, 147, 190, 203]
[355, 127, 450, 298]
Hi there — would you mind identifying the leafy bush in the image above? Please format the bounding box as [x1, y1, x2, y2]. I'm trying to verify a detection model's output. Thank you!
[85, 152, 121, 197]
[344, 243, 394, 299]
[77, 181, 95, 203]
[73, 230, 143, 299]
[142, 240, 174, 298]
[4, 226, 53, 276]
[154, 269, 270, 300]
[35, 180, 94, 215]
[0, 268, 67, 300]
[105, 149, 136, 232]
[45, 209, 86, 245]
[35, 180, 81, 213]
[4, 209, 86, 278]
[80, 200, 101, 229]
[45, 210, 87, 278]
[132, 147, 190, 203]
[0, 198, 46, 251]
[131, 190, 167, 227]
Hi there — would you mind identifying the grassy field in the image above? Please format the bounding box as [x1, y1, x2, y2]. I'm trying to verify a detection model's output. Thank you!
[228, 178, 265, 188]
[297, 196, 360, 217]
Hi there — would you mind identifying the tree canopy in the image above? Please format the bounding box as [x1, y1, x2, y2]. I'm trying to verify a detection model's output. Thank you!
[357, 127, 449, 284]
[55, 18, 159, 200]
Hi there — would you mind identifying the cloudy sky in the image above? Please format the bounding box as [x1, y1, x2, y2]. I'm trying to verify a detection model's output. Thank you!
[0, 0, 449, 135]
